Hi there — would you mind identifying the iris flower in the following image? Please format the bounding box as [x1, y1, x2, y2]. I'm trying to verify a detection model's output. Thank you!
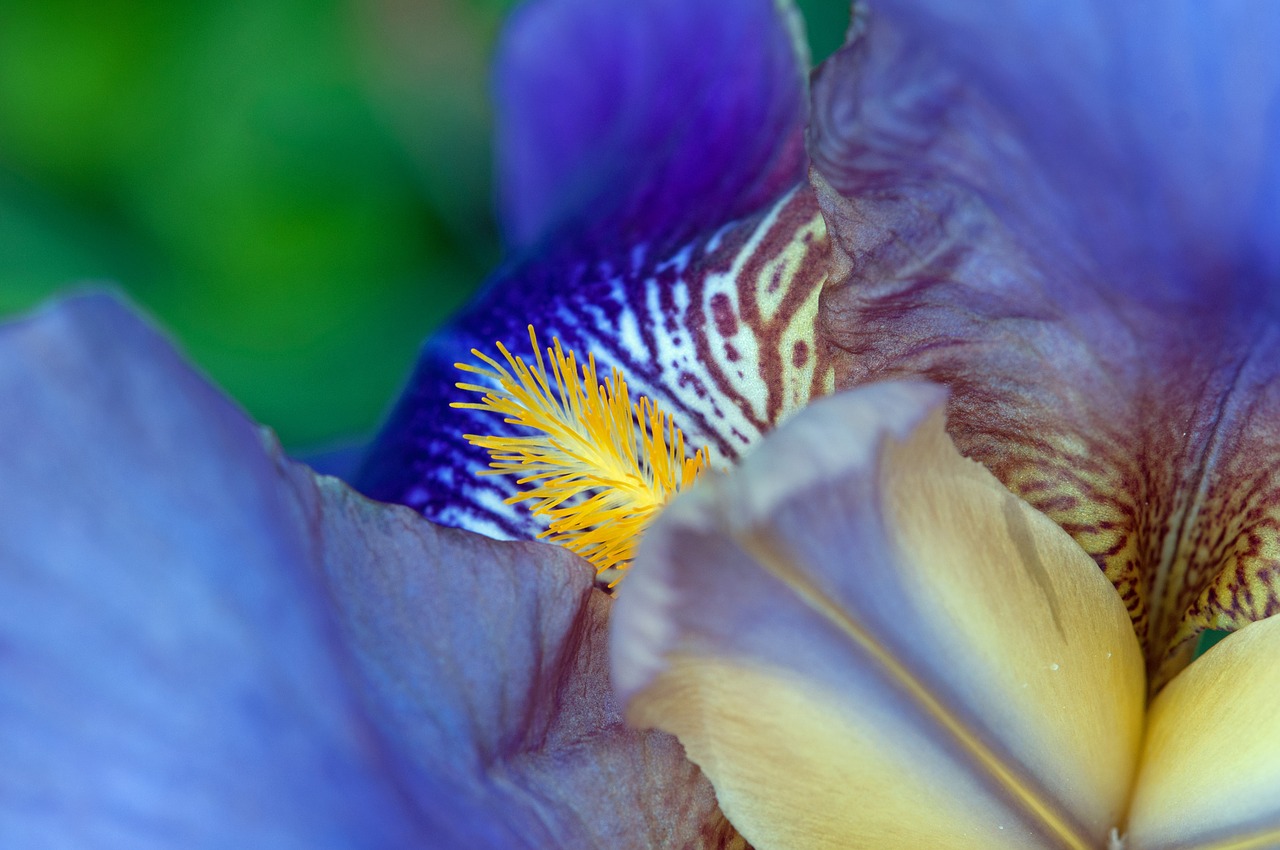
[614, 383, 1280, 849]
[0, 294, 743, 848]
[362, 0, 1280, 846]
[804, 0, 1280, 691]
[353, 0, 831, 541]
[604, 2, 1280, 849]
[4, 0, 1280, 849]
[0, 0, 807, 845]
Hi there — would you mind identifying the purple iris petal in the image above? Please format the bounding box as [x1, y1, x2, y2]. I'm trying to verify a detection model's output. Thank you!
[0, 294, 728, 847]
[816, 1, 1280, 294]
[809, 1, 1280, 681]
[496, 0, 807, 255]
[0, 295, 440, 848]
[355, 0, 816, 540]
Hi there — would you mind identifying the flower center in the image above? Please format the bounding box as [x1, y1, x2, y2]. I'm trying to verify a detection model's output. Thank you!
[454, 326, 710, 581]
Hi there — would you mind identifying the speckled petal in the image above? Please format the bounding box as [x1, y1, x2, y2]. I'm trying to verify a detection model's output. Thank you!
[612, 384, 1145, 850]
[0, 293, 738, 849]
[356, 0, 832, 542]
[810, 1, 1280, 684]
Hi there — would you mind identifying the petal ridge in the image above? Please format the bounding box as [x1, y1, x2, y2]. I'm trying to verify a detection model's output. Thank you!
[613, 382, 1146, 849]
[809, 5, 1280, 684]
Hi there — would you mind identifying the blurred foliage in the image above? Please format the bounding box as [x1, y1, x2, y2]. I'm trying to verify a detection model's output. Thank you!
[0, 0, 849, 448]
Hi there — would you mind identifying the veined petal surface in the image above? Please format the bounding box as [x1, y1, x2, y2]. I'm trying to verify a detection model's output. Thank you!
[613, 383, 1146, 849]
[1126, 617, 1280, 850]
[0, 293, 735, 849]
[356, 0, 831, 541]
[809, 1, 1280, 683]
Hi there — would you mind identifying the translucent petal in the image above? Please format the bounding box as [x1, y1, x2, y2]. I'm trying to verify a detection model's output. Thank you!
[613, 383, 1146, 849]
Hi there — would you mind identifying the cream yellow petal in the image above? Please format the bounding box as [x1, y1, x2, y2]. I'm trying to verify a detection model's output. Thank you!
[1125, 615, 1280, 850]
[611, 382, 1146, 850]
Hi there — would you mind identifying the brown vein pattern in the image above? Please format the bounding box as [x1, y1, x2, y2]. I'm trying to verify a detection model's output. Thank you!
[808, 19, 1280, 688]
[608, 183, 834, 467]
[409, 183, 833, 544]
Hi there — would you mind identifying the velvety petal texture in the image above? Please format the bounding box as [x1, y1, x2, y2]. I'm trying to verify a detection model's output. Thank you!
[809, 0, 1280, 683]
[0, 293, 734, 849]
[613, 383, 1146, 849]
[495, 0, 809, 255]
[290, 474, 740, 850]
[356, 0, 831, 542]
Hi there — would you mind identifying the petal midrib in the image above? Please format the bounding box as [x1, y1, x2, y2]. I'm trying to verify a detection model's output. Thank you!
[1147, 331, 1274, 685]
[738, 524, 1098, 850]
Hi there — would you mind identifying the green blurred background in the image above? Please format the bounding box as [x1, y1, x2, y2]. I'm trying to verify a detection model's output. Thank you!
[0, 0, 849, 449]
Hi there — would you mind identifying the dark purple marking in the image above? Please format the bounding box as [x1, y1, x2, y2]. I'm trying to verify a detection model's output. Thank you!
[767, 267, 783, 294]
[709, 293, 738, 338]
[792, 339, 809, 368]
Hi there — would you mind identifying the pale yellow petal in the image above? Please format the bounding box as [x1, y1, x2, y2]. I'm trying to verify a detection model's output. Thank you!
[611, 382, 1146, 850]
[1125, 615, 1280, 850]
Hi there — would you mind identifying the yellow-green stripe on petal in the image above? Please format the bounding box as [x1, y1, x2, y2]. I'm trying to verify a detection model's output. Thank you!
[612, 383, 1146, 849]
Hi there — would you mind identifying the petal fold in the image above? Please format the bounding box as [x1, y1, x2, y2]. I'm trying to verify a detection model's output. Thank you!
[290, 473, 738, 849]
[495, 0, 809, 255]
[812, 0, 1280, 289]
[0, 292, 735, 848]
[612, 383, 1146, 849]
[809, 2, 1280, 683]
[0, 294, 440, 849]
